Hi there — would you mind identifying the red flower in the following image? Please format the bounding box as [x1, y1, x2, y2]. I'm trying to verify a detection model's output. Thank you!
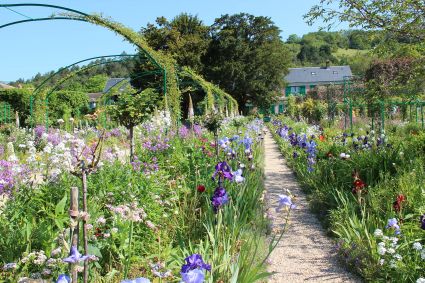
[326, 152, 333, 158]
[393, 194, 406, 213]
[197, 185, 206, 193]
[319, 135, 325, 141]
[352, 178, 367, 195]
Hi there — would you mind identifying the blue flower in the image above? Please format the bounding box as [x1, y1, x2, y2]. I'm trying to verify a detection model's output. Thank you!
[212, 161, 233, 181]
[121, 278, 151, 283]
[62, 246, 93, 264]
[181, 268, 205, 283]
[233, 169, 245, 183]
[56, 274, 71, 283]
[386, 218, 401, 235]
[181, 254, 211, 273]
[211, 187, 229, 213]
[276, 194, 296, 211]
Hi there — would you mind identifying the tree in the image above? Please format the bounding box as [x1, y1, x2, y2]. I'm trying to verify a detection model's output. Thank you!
[286, 34, 301, 44]
[203, 13, 290, 113]
[107, 86, 162, 162]
[141, 13, 210, 73]
[305, 0, 425, 41]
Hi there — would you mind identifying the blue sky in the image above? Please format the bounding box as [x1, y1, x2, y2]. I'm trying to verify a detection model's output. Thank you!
[0, 0, 346, 82]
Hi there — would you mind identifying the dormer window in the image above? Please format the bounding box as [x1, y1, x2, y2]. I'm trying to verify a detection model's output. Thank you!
[311, 72, 317, 76]
[333, 71, 338, 74]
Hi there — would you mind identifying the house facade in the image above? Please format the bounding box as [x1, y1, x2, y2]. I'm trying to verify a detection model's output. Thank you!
[88, 78, 127, 110]
[269, 65, 352, 114]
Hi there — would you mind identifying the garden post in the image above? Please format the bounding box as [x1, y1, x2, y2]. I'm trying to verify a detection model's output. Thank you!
[81, 162, 89, 283]
[69, 187, 79, 283]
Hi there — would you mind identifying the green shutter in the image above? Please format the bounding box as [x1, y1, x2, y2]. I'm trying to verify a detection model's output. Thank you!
[310, 84, 316, 89]
[269, 105, 275, 114]
[300, 86, 306, 95]
[285, 86, 291, 97]
[279, 104, 284, 113]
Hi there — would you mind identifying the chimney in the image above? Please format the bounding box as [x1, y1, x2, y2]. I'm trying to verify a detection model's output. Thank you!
[325, 60, 330, 69]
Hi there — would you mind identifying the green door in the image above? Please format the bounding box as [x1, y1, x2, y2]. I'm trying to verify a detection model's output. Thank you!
[279, 104, 284, 113]
[300, 85, 306, 95]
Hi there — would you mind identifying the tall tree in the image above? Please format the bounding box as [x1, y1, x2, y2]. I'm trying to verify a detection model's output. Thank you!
[305, 0, 425, 41]
[141, 13, 210, 72]
[203, 13, 290, 113]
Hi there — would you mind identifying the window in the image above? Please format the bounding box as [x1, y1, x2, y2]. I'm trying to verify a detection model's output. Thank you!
[290, 86, 301, 93]
[311, 72, 317, 76]
[333, 71, 338, 74]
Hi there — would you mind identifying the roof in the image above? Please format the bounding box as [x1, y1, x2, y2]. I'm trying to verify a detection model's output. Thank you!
[0, 82, 15, 89]
[103, 78, 128, 93]
[285, 66, 352, 85]
[87, 93, 103, 102]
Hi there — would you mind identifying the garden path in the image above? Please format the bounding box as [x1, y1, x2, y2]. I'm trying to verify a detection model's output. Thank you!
[264, 130, 361, 283]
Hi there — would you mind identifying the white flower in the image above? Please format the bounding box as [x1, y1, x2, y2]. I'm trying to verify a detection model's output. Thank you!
[417, 278, 425, 283]
[413, 242, 423, 251]
[103, 233, 110, 238]
[379, 259, 385, 265]
[57, 119, 64, 124]
[387, 248, 395, 254]
[374, 229, 383, 238]
[378, 246, 386, 255]
[389, 260, 397, 268]
[393, 254, 402, 261]
[111, 227, 118, 234]
[69, 117, 74, 122]
[421, 249, 425, 260]
[96, 217, 106, 225]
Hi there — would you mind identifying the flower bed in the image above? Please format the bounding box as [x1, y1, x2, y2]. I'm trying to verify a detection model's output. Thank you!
[269, 116, 425, 282]
[0, 117, 272, 282]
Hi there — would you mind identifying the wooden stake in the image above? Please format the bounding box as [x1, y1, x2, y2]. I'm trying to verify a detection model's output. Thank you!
[81, 162, 89, 283]
[69, 187, 79, 283]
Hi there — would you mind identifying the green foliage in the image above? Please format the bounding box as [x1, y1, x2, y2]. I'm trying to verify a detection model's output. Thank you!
[141, 13, 210, 73]
[0, 88, 31, 125]
[305, 0, 425, 42]
[48, 90, 90, 120]
[204, 13, 291, 113]
[107, 86, 161, 128]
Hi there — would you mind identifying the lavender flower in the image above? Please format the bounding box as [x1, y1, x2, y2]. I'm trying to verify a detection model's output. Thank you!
[276, 194, 296, 211]
[121, 278, 150, 283]
[181, 269, 205, 283]
[181, 254, 211, 282]
[233, 169, 245, 183]
[420, 214, 425, 230]
[179, 126, 190, 138]
[62, 246, 94, 263]
[181, 254, 211, 273]
[56, 274, 70, 283]
[193, 124, 202, 137]
[211, 187, 229, 213]
[386, 218, 401, 235]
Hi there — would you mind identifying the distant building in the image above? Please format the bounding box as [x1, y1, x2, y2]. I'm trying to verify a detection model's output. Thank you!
[88, 78, 128, 110]
[269, 65, 352, 114]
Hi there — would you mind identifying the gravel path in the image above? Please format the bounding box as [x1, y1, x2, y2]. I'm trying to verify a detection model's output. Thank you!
[264, 130, 361, 283]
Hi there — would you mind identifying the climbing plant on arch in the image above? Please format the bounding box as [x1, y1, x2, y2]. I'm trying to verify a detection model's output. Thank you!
[0, 3, 238, 125]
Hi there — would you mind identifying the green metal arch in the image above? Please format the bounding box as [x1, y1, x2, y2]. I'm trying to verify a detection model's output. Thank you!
[33, 54, 138, 96]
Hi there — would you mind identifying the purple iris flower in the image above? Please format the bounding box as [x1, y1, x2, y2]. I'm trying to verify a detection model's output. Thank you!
[385, 218, 401, 235]
[211, 187, 229, 213]
[420, 214, 425, 230]
[293, 152, 298, 158]
[229, 135, 239, 142]
[212, 161, 233, 181]
[276, 194, 296, 211]
[121, 278, 151, 283]
[233, 169, 244, 183]
[181, 269, 205, 283]
[239, 136, 253, 150]
[62, 246, 93, 263]
[181, 254, 211, 273]
[56, 274, 71, 283]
